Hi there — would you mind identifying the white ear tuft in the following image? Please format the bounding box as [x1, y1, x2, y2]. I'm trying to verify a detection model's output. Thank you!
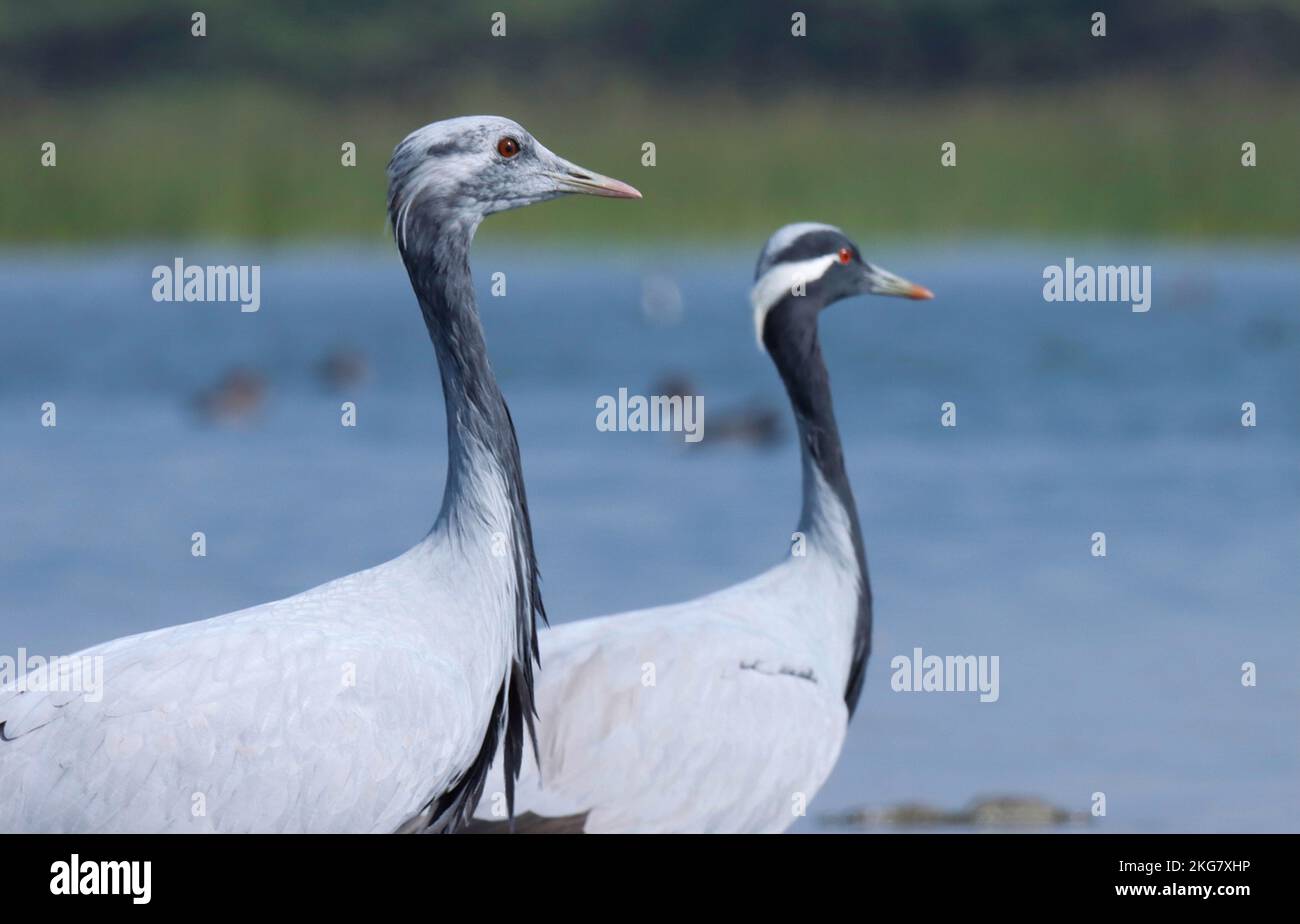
[749, 254, 838, 347]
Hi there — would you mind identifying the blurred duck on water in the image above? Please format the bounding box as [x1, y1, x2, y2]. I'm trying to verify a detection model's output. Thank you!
[191, 366, 267, 425]
[651, 372, 785, 449]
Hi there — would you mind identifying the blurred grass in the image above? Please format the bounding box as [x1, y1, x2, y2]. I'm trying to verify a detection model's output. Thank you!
[3, 78, 1297, 243]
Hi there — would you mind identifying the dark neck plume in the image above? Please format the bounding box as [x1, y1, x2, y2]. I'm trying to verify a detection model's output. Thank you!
[397, 215, 544, 830]
[400, 219, 511, 519]
[762, 296, 873, 716]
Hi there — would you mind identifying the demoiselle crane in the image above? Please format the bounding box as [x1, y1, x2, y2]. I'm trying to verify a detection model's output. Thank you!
[0, 116, 640, 833]
[469, 223, 931, 833]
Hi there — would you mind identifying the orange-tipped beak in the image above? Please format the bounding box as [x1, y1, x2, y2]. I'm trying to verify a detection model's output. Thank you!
[867, 265, 934, 301]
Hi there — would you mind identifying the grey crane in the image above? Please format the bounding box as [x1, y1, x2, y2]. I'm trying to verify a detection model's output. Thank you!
[0, 116, 639, 834]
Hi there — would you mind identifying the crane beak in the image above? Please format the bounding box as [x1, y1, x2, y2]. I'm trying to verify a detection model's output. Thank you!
[864, 264, 933, 300]
[547, 158, 642, 199]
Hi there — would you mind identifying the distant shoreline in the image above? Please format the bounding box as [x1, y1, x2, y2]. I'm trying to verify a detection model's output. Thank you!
[5, 80, 1298, 243]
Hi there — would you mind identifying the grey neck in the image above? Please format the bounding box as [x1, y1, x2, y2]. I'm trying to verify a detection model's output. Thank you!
[399, 217, 513, 525]
[396, 214, 544, 827]
[762, 295, 874, 716]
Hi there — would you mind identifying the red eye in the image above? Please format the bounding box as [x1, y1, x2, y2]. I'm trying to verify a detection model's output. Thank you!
[838, 247, 853, 265]
[497, 137, 520, 158]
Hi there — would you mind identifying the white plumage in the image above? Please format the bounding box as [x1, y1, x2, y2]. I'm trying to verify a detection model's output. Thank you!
[471, 224, 931, 833]
[476, 470, 860, 833]
[1, 526, 513, 833]
[0, 115, 640, 833]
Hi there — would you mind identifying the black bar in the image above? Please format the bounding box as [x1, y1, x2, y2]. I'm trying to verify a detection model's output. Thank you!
[0, 833, 1284, 909]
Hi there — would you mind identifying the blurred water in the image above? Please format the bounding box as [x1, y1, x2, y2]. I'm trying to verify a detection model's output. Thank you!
[1, 242, 1296, 833]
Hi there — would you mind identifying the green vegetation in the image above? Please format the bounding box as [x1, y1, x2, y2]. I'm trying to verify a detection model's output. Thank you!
[4, 1, 1298, 241]
[5, 80, 1296, 243]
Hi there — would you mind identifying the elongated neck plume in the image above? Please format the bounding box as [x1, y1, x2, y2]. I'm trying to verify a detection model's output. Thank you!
[396, 214, 543, 829]
[761, 297, 873, 716]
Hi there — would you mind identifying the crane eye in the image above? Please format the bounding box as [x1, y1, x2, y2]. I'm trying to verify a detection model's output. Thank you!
[837, 247, 853, 265]
[497, 137, 521, 158]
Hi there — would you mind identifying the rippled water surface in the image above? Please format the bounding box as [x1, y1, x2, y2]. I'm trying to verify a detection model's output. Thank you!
[1, 242, 1296, 832]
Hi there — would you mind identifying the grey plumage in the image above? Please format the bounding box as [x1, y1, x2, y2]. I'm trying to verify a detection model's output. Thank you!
[385, 116, 639, 831]
[0, 119, 638, 836]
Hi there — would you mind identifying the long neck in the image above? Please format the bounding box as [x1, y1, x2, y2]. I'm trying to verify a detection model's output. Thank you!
[763, 297, 873, 716]
[397, 217, 544, 826]
[401, 218, 518, 530]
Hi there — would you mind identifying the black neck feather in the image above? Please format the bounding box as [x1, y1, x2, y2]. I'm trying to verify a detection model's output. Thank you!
[762, 295, 874, 717]
[397, 216, 544, 831]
